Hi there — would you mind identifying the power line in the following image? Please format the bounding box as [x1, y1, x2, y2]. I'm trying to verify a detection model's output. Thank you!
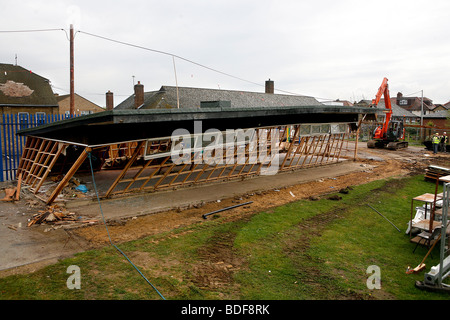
[0, 28, 64, 33]
[77, 30, 325, 98]
[1, 27, 336, 101]
[77, 31, 264, 87]
[0, 28, 70, 41]
[404, 90, 423, 97]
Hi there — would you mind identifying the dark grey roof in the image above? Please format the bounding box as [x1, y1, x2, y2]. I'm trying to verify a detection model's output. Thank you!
[115, 85, 322, 110]
[424, 110, 448, 118]
[356, 99, 417, 118]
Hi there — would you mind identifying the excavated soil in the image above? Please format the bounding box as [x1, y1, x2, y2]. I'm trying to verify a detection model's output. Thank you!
[71, 157, 426, 247]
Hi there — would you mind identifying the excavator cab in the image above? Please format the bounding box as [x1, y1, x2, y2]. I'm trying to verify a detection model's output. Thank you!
[372, 120, 404, 140]
[387, 120, 405, 141]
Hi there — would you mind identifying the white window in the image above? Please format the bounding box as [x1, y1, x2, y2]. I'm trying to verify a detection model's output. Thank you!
[300, 123, 348, 136]
[18, 112, 29, 129]
[35, 112, 46, 125]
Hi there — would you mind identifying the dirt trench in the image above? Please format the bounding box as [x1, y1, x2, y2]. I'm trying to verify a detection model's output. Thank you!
[71, 157, 416, 247]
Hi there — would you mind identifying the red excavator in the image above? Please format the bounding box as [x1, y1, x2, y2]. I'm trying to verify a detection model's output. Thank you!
[367, 77, 408, 150]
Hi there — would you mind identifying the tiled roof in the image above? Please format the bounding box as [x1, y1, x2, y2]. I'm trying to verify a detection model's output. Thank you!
[355, 99, 417, 118]
[116, 85, 322, 110]
[0, 63, 57, 106]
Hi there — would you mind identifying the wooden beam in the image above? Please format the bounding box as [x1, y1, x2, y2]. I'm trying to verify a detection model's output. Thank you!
[46, 147, 91, 204]
[280, 125, 300, 170]
[15, 172, 22, 201]
[105, 140, 145, 197]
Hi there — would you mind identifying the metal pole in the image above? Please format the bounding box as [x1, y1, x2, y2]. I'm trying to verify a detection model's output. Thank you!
[438, 182, 449, 286]
[202, 201, 253, 219]
[367, 204, 401, 232]
[420, 90, 423, 140]
[172, 56, 180, 109]
[70, 24, 75, 116]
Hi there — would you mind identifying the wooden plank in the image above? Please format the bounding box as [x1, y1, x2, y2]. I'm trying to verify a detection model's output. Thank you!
[122, 158, 154, 192]
[15, 172, 22, 201]
[139, 156, 170, 191]
[46, 147, 91, 204]
[280, 125, 300, 170]
[105, 141, 145, 197]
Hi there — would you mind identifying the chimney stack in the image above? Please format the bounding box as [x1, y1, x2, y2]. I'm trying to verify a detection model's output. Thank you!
[106, 90, 114, 110]
[265, 79, 274, 94]
[134, 81, 144, 108]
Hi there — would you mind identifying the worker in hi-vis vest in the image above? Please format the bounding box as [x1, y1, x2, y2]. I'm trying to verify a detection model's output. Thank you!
[432, 132, 440, 154]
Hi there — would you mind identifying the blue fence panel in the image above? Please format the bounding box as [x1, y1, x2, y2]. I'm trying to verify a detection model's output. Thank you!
[0, 113, 79, 182]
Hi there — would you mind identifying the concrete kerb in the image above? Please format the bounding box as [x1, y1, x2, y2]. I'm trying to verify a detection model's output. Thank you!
[63, 160, 374, 222]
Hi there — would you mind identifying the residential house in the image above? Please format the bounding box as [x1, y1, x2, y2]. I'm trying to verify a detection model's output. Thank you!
[56, 93, 104, 116]
[0, 63, 59, 121]
[444, 101, 450, 110]
[423, 110, 449, 129]
[431, 103, 447, 112]
[395, 92, 435, 116]
[354, 98, 418, 123]
[114, 80, 322, 110]
[322, 99, 354, 106]
[432, 103, 449, 113]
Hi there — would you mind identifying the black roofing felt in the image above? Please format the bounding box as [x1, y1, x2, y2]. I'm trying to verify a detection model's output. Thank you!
[17, 106, 378, 146]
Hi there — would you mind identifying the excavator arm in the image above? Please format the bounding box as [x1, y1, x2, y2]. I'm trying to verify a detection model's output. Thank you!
[371, 77, 392, 139]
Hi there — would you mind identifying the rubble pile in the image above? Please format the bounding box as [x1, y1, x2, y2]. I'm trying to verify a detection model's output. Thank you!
[27, 204, 97, 227]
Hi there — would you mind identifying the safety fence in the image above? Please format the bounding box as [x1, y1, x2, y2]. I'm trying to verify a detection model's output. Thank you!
[0, 113, 78, 182]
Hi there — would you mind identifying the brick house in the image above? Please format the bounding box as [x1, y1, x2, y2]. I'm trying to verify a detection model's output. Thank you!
[56, 93, 104, 116]
[423, 110, 449, 129]
[395, 92, 435, 116]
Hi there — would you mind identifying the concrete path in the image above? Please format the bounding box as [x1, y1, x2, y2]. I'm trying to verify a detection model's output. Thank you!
[0, 159, 370, 272]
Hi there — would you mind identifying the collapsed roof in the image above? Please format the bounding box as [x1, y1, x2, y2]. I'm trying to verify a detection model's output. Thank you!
[17, 105, 378, 146]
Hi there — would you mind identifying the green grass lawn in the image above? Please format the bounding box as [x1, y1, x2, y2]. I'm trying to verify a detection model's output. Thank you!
[0, 174, 448, 300]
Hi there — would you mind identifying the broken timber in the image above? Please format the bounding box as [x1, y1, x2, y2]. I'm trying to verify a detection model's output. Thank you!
[15, 107, 378, 204]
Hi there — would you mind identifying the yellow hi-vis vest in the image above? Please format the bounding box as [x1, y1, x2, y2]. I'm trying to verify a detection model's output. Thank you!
[432, 136, 440, 144]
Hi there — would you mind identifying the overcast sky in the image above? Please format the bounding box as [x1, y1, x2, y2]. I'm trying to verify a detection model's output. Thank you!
[1, 0, 449, 108]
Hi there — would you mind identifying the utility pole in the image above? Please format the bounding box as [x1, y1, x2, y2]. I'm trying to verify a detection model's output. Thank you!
[421, 90, 424, 139]
[70, 24, 75, 116]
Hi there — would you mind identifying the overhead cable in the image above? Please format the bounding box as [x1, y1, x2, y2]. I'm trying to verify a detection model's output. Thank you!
[1, 27, 335, 100]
